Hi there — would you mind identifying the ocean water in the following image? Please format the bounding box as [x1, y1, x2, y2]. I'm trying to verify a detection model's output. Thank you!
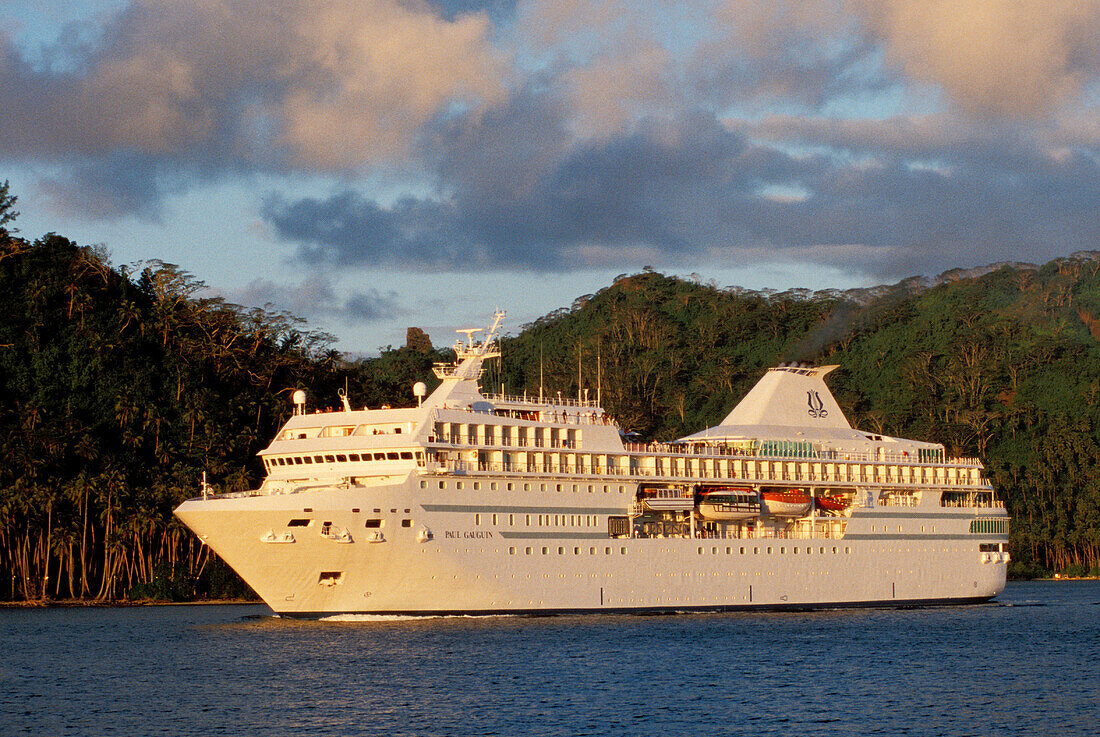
[1, 581, 1098, 737]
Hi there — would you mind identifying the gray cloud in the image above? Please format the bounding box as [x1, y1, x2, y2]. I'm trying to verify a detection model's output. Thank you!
[264, 94, 1100, 279]
[1, 0, 1096, 283]
[232, 274, 406, 324]
[0, 0, 502, 216]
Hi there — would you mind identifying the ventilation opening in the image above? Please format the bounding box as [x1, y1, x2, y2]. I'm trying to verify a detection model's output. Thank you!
[318, 571, 344, 586]
[287, 519, 311, 527]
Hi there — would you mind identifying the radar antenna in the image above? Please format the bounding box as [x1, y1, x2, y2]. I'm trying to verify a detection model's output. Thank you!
[432, 310, 506, 380]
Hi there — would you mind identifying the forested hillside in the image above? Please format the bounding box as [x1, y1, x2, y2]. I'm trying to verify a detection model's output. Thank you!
[1, 180, 1097, 602]
[0, 184, 452, 601]
[498, 265, 1100, 577]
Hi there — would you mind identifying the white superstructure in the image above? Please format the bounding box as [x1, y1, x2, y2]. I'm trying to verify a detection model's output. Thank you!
[175, 312, 1009, 616]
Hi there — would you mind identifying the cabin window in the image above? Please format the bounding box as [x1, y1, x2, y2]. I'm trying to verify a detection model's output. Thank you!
[420, 481, 427, 489]
[473, 482, 481, 490]
[490, 482, 497, 491]
[314, 456, 324, 463]
[318, 572, 343, 586]
[302, 457, 313, 464]
[542, 547, 548, 555]
[386, 452, 399, 460]
[365, 519, 383, 528]
[524, 483, 530, 491]
[509, 514, 514, 525]
[509, 547, 516, 555]
[400, 452, 413, 460]
[492, 514, 498, 525]
[373, 453, 385, 460]
[525, 547, 532, 555]
[457, 482, 464, 490]
[322, 455, 335, 463]
[506, 483, 513, 491]
[475, 514, 481, 525]
[438, 481, 446, 489]
[558, 547, 564, 555]
[349, 453, 360, 461]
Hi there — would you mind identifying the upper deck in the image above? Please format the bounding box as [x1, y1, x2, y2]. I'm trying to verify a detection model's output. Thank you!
[248, 314, 998, 509]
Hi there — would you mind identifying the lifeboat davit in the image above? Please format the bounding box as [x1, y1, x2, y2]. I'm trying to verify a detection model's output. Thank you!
[761, 489, 811, 517]
[697, 487, 760, 521]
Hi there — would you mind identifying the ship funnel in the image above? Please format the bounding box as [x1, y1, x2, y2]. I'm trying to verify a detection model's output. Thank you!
[718, 365, 849, 429]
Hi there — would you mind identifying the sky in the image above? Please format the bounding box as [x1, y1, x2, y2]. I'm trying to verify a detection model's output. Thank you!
[1, 0, 1097, 353]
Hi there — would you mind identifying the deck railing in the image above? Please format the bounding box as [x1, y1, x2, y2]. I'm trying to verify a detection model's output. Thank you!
[428, 459, 991, 489]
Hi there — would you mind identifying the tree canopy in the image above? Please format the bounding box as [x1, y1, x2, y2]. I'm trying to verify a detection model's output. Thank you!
[1, 189, 1097, 601]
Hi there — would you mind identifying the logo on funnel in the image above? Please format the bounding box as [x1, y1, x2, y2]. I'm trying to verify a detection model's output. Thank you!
[807, 390, 828, 418]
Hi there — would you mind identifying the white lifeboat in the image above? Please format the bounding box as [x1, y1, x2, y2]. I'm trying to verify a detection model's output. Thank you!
[697, 487, 760, 521]
[639, 487, 694, 512]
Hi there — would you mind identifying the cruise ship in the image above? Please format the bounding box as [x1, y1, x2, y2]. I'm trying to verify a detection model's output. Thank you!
[174, 312, 1010, 616]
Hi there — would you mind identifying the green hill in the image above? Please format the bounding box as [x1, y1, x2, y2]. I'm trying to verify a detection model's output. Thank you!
[1, 180, 1097, 601]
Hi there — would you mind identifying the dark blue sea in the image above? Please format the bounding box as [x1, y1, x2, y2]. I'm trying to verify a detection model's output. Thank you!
[2, 581, 1098, 737]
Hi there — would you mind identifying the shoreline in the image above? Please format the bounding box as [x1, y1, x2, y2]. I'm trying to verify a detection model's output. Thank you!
[0, 598, 263, 609]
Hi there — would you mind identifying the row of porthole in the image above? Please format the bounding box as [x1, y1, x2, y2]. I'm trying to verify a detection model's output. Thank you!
[267, 450, 423, 469]
[869, 524, 937, 533]
[475, 513, 599, 527]
[423, 479, 626, 493]
[699, 545, 852, 555]
[510, 546, 625, 555]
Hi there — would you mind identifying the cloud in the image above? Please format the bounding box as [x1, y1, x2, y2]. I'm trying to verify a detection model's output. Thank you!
[233, 274, 406, 324]
[264, 92, 1100, 279]
[849, 0, 1100, 118]
[2, 0, 1097, 284]
[265, 109, 791, 270]
[0, 0, 504, 171]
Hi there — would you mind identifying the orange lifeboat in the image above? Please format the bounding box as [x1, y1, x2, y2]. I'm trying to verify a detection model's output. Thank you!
[814, 495, 850, 512]
[761, 489, 811, 517]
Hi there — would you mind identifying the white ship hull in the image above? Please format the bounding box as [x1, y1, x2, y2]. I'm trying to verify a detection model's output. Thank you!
[174, 317, 1009, 617]
[176, 474, 1008, 617]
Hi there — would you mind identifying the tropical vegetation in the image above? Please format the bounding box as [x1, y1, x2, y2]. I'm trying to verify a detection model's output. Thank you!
[0, 181, 1097, 602]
